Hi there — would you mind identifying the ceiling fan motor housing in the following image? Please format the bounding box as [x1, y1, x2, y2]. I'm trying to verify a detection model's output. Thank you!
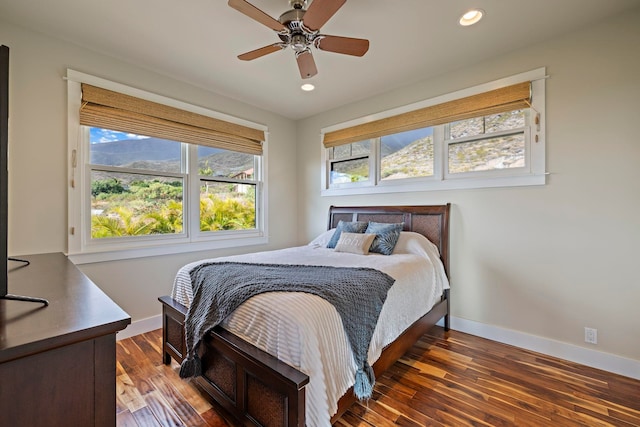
[278, 7, 316, 53]
[278, 8, 306, 29]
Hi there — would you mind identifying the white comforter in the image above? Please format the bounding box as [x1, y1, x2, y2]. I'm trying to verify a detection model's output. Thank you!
[172, 231, 449, 427]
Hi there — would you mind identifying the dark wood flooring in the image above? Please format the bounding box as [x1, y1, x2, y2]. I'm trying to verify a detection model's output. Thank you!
[116, 327, 640, 426]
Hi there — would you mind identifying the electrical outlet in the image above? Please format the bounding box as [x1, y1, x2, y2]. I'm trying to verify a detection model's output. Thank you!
[585, 327, 597, 344]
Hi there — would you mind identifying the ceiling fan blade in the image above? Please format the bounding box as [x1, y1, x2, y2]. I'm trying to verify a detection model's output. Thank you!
[316, 35, 369, 57]
[238, 44, 284, 61]
[296, 51, 318, 79]
[228, 0, 286, 32]
[302, 0, 346, 31]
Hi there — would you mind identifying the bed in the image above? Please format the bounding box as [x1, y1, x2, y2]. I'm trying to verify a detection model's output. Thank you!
[159, 204, 451, 427]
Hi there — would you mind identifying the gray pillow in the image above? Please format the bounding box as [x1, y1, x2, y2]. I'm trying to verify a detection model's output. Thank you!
[326, 220, 368, 248]
[365, 222, 404, 255]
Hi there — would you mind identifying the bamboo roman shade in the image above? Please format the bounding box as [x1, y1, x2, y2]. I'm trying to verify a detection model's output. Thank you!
[323, 81, 531, 148]
[79, 84, 264, 155]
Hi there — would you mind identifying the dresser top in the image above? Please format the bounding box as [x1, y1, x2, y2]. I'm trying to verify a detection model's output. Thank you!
[0, 252, 131, 363]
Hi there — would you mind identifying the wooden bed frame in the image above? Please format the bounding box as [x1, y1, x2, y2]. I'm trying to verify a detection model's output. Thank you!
[159, 204, 450, 427]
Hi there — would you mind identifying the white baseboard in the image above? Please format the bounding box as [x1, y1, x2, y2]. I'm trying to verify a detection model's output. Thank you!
[116, 314, 162, 340]
[118, 314, 640, 381]
[446, 316, 640, 381]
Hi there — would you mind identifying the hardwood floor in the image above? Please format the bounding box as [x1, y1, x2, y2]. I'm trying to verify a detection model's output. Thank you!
[116, 327, 640, 426]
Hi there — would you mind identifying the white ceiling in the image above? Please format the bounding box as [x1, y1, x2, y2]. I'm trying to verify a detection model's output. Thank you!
[1, 0, 638, 119]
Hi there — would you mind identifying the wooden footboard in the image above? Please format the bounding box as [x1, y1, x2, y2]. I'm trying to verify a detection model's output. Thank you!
[159, 296, 309, 427]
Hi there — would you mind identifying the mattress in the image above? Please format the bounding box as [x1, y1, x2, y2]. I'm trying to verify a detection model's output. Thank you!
[172, 231, 449, 427]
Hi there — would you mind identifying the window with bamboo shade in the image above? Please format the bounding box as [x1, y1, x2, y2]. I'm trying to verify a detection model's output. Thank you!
[66, 70, 267, 263]
[321, 69, 546, 195]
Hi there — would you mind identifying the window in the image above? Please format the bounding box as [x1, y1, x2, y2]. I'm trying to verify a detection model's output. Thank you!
[197, 145, 258, 232]
[67, 70, 267, 263]
[321, 68, 546, 195]
[329, 140, 370, 185]
[89, 130, 186, 239]
[445, 109, 528, 176]
[380, 127, 434, 181]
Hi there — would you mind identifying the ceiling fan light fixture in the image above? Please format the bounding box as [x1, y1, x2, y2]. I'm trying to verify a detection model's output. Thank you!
[290, 34, 308, 52]
[301, 83, 315, 91]
[459, 9, 484, 26]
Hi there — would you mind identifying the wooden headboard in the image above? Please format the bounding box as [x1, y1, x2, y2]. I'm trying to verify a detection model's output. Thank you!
[328, 204, 451, 277]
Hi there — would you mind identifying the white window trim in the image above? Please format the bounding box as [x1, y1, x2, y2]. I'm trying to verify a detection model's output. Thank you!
[66, 69, 269, 264]
[320, 68, 546, 196]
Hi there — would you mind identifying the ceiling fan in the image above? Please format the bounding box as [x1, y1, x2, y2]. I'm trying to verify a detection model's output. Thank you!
[228, 0, 369, 79]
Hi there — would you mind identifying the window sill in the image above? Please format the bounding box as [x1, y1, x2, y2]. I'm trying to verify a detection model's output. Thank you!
[322, 173, 546, 196]
[67, 235, 269, 264]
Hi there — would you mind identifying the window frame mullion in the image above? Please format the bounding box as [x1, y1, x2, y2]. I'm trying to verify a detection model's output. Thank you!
[433, 125, 446, 181]
[187, 143, 199, 240]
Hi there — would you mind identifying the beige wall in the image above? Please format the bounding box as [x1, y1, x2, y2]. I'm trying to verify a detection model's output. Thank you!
[297, 9, 640, 362]
[0, 20, 298, 322]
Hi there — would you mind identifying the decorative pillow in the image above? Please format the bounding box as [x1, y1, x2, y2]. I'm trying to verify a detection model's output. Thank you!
[308, 229, 337, 247]
[392, 231, 439, 255]
[326, 220, 368, 248]
[334, 232, 376, 255]
[365, 222, 404, 255]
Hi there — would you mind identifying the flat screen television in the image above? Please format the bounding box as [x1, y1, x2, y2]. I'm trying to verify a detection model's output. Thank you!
[1, 44, 47, 304]
[1, 44, 9, 299]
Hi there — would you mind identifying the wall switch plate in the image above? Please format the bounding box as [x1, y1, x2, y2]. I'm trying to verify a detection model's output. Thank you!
[585, 327, 597, 344]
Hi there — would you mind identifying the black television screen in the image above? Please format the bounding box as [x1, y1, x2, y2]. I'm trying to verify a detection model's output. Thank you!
[0, 45, 47, 305]
[1, 44, 9, 298]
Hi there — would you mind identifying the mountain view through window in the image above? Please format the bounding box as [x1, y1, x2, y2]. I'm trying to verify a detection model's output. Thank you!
[89, 128, 256, 239]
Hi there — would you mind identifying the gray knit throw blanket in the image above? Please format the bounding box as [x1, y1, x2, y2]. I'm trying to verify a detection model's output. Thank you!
[179, 261, 396, 400]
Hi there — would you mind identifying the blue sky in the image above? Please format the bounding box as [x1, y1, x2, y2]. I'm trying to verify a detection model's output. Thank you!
[89, 128, 149, 144]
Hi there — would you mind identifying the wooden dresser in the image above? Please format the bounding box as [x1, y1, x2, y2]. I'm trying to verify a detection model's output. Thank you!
[0, 253, 131, 427]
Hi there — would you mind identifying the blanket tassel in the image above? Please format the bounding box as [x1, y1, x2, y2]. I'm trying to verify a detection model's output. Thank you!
[353, 362, 375, 401]
[179, 354, 202, 379]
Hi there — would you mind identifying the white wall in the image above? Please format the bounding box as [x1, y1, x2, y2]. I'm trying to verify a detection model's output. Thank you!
[297, 8, 640, 367]
[0, 20, 298, 324]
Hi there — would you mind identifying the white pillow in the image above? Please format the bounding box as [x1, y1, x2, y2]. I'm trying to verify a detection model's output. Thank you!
[334, 232, 376, 255]
[392, 231, 440, 257]
[308, 229, 336, 247]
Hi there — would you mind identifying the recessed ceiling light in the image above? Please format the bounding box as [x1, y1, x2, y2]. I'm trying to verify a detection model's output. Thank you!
[301, 83, 315, 91]
[459, 9, 484, 26]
